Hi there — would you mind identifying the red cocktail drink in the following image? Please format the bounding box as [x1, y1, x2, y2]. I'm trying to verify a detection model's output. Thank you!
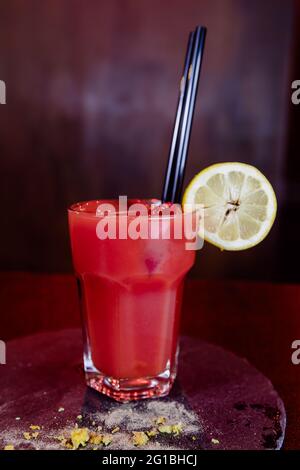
[68, 199, 196, 401]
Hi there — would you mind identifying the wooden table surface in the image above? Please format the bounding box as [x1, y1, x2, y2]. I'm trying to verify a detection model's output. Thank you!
[1, 272, 299, 449]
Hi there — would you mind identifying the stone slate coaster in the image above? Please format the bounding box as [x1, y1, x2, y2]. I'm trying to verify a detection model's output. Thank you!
[0, 329, 285, 450]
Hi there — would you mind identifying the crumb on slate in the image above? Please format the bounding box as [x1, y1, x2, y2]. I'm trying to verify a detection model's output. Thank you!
[146, 428, 158, 437]
[102, 435, 112, 446]
[158, 425, 172, 434]
[158, 422, 183, 436]
[70, 428, 89, 449]
[132, 431, 149, 446]
[172, 423, 183, 436]
[89, 433, 103, 445]
[23, 431, 39, 440]
[211, 438, 220, 444]
[4, 445, 14, 450]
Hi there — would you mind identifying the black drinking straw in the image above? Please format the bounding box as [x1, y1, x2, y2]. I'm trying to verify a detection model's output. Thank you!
[162, 26, 207, 203]
[161, 31, 195, 204]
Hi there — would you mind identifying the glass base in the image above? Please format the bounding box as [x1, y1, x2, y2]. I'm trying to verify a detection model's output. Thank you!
[85, 364, 177, 402]
[83, 343, 179, 402]
[85, 370, 176, 402]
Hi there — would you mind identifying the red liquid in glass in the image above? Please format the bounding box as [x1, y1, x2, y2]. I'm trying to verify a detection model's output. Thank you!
[69, 200, 195, 386]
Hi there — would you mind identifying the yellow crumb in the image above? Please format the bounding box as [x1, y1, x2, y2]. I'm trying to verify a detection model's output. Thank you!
[146, 428, 158, 437]
[158, 423, 183, 436]
[31, 432, 39, 439]
[76, 415, 83, 421]
[30, 425, 40, 431]
[102, 435, 112, 446]
[70, 428, 89, 449]
[172, 423, 183, 436]
[132, 431, 149, 446]
[65, 442, 73, 449]
[23, 432, 32, 440]
[158, 425, 173, 434]
[4, 445, 14, 450]
[155, 416, 166, 425]
[58, 407, 65, 413]
[111, 427, 120, 434]
[211, 438, 220, 444]
[89, 433, 103, 445]
[192, 436, 197, 441]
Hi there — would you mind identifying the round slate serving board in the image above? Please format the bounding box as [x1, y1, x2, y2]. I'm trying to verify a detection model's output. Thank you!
[0, 329, 285, 450]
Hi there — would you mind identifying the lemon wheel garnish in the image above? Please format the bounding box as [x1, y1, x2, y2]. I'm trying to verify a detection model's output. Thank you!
[182, 162, 277, 250]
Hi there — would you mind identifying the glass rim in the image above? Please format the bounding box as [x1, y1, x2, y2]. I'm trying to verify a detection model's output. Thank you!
[68, 199, 198, 220]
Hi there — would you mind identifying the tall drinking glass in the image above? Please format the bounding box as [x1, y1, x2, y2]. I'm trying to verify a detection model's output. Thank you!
[68, 199, 196, 402]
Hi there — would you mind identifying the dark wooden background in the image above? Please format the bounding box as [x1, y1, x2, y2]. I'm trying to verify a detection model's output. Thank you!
[0, 0, 299, 281]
